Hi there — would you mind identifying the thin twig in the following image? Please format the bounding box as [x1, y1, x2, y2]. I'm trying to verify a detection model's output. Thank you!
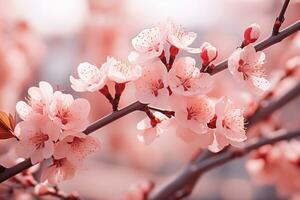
[210, 20, 300, 75]
[272, 0, 291, 35]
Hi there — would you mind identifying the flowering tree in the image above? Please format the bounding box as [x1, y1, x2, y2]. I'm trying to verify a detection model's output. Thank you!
[1, 0, 300, 199]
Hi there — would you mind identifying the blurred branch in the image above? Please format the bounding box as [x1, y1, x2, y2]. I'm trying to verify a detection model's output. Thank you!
[272, 0, 291, 35]
[149, 81, 300, 200]
[210, 19, 300, 75]
[0, 101, 147, 183]
[148, 129, 300, 200]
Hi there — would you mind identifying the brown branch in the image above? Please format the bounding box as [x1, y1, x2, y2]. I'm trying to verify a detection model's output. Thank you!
[0, 101, 147, 183]
[272, 0, 291, 35]
[149, 129, 300, 200]
[149, 81, 300, 200]
[210, 20, 300, 75]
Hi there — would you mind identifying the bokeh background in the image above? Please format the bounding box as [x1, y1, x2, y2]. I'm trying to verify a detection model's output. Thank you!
[1, 0, 300, 199]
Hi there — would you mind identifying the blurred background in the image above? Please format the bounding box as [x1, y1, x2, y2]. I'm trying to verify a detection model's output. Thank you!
[0, 0, 300, 199]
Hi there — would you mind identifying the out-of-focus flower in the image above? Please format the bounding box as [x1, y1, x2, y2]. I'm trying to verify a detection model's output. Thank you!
[41, 158, 77, 185]
[54, 132, 100, 165]
[228, 45, 270, 95]
[104, 56, 142, 83]
[49, 91, 90, 133]
[209, 97, 246, 152]
[134, 60, 169, 106]
[200, 42, 218, 67]
[124, 180, 154, 200]
[70, 62, 107, 92]
[243, 23, 261, 45]
[246, 140, 300, 198]
[34, 181, 55, 196]
[167, 57, 213, 96]
[14, 115, 60, 164]
[16, 81, 54, 120]
[136, 112, 171, 145]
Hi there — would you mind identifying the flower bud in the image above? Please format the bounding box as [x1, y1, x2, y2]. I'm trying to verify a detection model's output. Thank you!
[200, 42, 218, 66]
[243, 23, 261, 45]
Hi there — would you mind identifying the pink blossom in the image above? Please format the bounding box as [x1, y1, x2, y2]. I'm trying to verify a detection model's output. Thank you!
[14, 115, 60, 164]
[171, 95, 214, 134]
[49, 91, 90, 133]
[134, 60, 169, 106]
[41, 158, 77, 185]
[164, 20, 200, 53]
[136, 112, 171, 145]
[104, 56, 142, 83]
[228, 45, 270, 95]
[53, 132, 100, 165]
[130, 27, 165, 63]
[34, 181, 55, 196]
[167, 57, 213, 96]
[16, 81, 53, 120]
[70, 62, 107, 92]
[124, 181, 154, 200]
[209, 97, 246, 151]
[243, 23, 261, 45]
[200, 42, 218, 66]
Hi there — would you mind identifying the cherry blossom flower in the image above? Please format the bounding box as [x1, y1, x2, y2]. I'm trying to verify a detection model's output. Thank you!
[200, 42, 218, 67]
[171, 95, 214, 134]
[228, 45, 270, 95]
[53, 132, 100, 165]
[49, 91, 90, 133]
[134, 60, 169, 106]
[169, 95, 214, 145]
[136, 112, 171, 145]
[70, 62, 107, 92]
[41, 158, 77, 185]
[209, 97, 246, 152]
[164, 20, 200, 53]
[104, 56, 142, 83]
[14, 115, 60, 164]
[130, 27, 165, 63]
[167, 57, 213, 96]
[243, 23, 261, 45]
[16, 81, 53, 120]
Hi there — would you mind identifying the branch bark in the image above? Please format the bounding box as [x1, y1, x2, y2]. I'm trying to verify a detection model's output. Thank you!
[272, 0, 291, 35]
[148, 129, 300, 200]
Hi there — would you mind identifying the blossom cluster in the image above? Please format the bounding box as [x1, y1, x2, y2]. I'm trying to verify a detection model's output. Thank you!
[70, 21, 270, 152]
[14, 81, 100, 185]
[246, 139, 300, 199]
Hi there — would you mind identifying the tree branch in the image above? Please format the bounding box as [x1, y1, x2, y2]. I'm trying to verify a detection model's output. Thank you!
[272, 0, 291, 35]
[0, 101, 147, 183]
[149, 129, 300, 200]
[210, 20, 300, 75]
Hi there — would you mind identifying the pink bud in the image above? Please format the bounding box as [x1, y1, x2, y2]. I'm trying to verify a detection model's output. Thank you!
[200, 42, 218, 66]
[243, 24, 261, 45]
